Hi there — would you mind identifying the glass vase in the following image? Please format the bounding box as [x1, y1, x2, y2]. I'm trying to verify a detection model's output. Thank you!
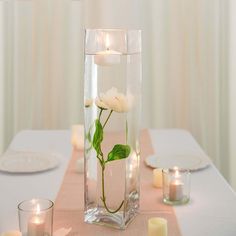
[84, 29, 142, 229]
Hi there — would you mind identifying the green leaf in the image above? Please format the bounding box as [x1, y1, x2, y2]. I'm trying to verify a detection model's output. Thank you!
[106, 144, 131, 163]
[92, 119, 103, 154]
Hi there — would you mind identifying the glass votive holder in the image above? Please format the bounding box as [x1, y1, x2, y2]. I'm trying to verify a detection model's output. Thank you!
[18, 198, 54, 236]
[162, 167, 190, 205]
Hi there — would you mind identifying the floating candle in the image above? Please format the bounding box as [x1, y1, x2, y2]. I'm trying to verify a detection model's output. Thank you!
[94, 34, 121, 66]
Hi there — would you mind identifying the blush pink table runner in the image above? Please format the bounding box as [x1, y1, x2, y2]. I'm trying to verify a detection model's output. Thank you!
[54, 130, 182, 236]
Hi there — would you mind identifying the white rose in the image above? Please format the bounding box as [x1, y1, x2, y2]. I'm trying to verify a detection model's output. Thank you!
[84, 98, 93, 108]
[98, 87, 133, 113]
[95, 97, 109, 110]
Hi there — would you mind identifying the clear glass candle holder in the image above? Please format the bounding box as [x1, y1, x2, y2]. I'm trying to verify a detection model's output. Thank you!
[162, 167, 190, 205]
[18, 199, 54, 236]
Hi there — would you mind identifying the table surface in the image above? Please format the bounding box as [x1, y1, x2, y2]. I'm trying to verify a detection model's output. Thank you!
[0, 129, 236, 236]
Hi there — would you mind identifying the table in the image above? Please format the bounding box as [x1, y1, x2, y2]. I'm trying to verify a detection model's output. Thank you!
[0, 129, 236, 235]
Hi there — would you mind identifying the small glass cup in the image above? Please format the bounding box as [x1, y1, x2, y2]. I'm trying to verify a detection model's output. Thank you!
[18, 198, 54, 236]
[162, 167, 190, 205]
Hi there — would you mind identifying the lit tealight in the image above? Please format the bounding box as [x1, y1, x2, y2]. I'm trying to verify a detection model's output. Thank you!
[28, 204, 45, 236]
[94, 34, 121, 66]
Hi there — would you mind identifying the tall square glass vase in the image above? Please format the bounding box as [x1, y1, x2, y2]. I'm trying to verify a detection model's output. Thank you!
[84, 29, 142, 229]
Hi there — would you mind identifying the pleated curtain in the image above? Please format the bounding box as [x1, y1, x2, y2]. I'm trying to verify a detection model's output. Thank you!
[0, 0, 232, 186]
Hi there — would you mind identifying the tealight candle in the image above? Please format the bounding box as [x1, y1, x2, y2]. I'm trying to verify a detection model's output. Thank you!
[71, 125, 84, 150]
[27, 204, 45, 236]
[18, 199, 54, 236]
[169, 168, 184, 201]
[162, 167, 190, 205]
[94, 50, 121, 66]
[148, 217, 167, 236]
[153, 168, 163, 188]
[169, 179, 184, 201]
[94, 34, 121, 66]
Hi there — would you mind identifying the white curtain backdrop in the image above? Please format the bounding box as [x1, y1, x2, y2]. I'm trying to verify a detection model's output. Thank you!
[0, 1, 4, 153]
[0, 0, 232, 186]
[229, 0, 236, 190]
[0, 0, 84, 146]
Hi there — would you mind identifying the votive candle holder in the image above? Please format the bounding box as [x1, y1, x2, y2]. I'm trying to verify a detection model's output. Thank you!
[162, 167, 190, 205]
[18, 198, 54, 236]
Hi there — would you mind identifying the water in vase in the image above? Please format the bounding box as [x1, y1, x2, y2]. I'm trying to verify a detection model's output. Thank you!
[84, 29, 141, 229]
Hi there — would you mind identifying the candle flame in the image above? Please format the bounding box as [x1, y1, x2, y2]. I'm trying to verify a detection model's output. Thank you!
[36, 204, 40, 214]
[34, 217, 41, 224]
[172, 166, 181, 177]
[175, 169, 181, 178]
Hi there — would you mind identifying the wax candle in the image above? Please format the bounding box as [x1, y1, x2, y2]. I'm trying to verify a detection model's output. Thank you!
[94, 50, 121, 66]
[169, 168, 184, 201]
[94, 34, 121, 66]
[27, 205, 45, 236]
[153, 168, 163, 188]
[71, 125, 84, 150]
[148, 217, 167, 236]
[169, 179, 184, 201]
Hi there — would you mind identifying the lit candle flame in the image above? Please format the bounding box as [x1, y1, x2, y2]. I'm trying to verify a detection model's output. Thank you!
[36, 204, 40, 215]
[173, 166, 180, 178]
[34, 217, 41, 224]
[175, 171, 180, 179]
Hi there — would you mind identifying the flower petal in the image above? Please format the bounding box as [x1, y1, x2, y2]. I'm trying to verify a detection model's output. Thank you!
[95, 97, 109, 110]
[96, 87, 134, 113]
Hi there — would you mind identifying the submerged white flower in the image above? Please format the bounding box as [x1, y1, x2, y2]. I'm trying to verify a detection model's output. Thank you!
[97, 87, 134, 113]
[95, 97, 109, 110]
[84, 98, 93, 108]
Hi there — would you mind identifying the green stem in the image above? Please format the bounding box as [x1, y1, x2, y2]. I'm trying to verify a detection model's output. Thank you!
[96, 108, 124, 213]
[97, 155, 103, 166]
[103, 110, 113, 129]
[101, 164, 124, 213]
[98, 108, 103, 120]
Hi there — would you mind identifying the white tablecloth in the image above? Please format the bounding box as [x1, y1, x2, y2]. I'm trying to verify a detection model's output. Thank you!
[0, 129, 236, 235]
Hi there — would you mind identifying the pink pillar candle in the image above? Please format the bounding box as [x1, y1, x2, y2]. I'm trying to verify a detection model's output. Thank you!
[169, 179, 184, 201]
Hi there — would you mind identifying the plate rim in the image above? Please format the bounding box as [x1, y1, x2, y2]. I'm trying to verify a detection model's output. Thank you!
[0, 151, 60, 173]
[145, 153, 211, 171]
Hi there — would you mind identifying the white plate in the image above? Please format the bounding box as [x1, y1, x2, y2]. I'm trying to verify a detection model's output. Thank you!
[0, 151, 60, 173]
[145, 153, 211, 171]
